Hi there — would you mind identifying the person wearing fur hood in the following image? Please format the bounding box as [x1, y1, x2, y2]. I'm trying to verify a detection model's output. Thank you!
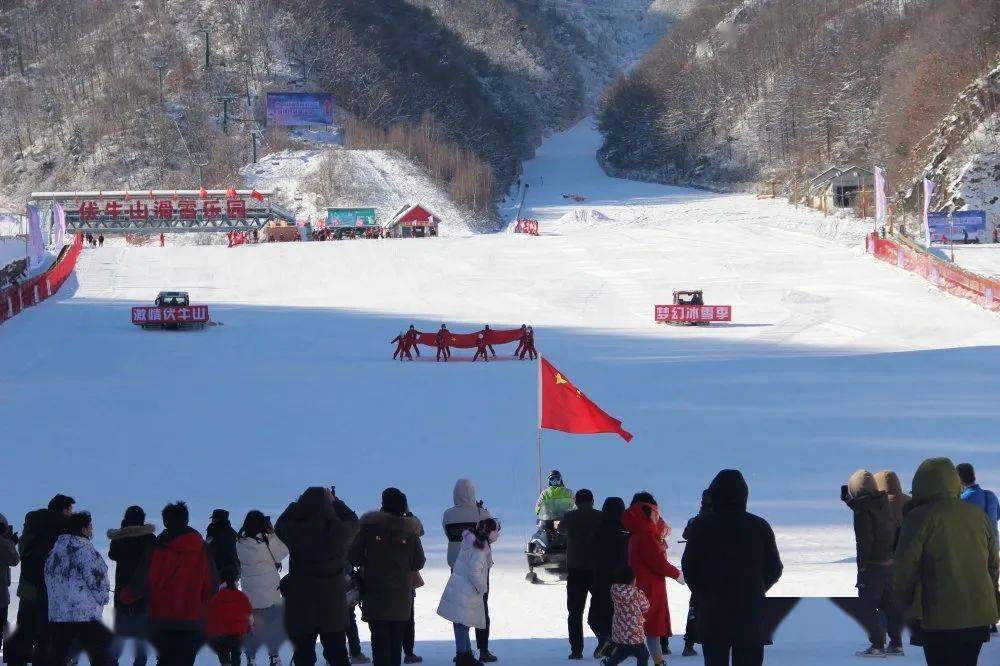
[437, 518, 500, 666]
[873, 470, 911, 541]
[350, 488, 426, 666]
[844, 469, 903, 657]
[44, 512, 113, 666]
[108, 506, 155, 666]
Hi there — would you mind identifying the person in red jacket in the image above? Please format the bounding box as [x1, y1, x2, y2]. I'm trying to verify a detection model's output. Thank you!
[519, 326, 538, 361]
[405, 325, 421, 358]
[621, 493, 682, 666]
[123, 502, 218, 666]
[482, 325, 497, 358]
[472, 333, 490, 362]
[206, 568, 253, 666]
[436, 325, 451, 362]
[513, 324, 527, 358]
[390, 331, 411, 361]
[159, 233, 165, 247]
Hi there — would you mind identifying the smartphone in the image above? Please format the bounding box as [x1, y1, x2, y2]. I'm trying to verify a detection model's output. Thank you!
[840, 484, 850, 502]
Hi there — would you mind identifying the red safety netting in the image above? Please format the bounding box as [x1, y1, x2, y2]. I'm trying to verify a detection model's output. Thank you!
[415, 327, 525, 349]
[867, 232, 1000, 312]
[0, 233, 83, 326]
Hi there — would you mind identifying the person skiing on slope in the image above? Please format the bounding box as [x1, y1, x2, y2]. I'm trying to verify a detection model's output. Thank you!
[535, 471, 575, 520]
[472, 334, 490, 362]
[519, 326, 538, 361]
[405, 325, 421, 358]
[436, 325, 451, 363]
[513, 325, 528, 358]
[482, 326, 496, 358]
[391, 331, 411, 361]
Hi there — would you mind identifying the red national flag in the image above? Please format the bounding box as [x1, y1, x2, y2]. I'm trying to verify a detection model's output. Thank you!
[540, 357, 632, 442]
[226, 187, 237, 198]
[199, 186, 208, 199]
[250, 188, 265, 202]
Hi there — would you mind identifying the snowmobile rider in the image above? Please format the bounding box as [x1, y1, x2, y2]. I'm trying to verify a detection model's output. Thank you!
[535, 470, 575, 520]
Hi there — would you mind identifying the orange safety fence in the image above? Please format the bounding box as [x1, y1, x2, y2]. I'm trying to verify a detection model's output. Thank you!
[867, 232, 1000, 312]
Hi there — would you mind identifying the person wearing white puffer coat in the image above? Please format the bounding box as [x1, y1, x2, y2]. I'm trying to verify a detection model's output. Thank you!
[437, 519, 499, 666]
[236, 511, 289, 666]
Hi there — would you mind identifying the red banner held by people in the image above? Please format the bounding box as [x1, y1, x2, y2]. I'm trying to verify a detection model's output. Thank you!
[539, 357, 633, 442]
[414, 327, 524, 349]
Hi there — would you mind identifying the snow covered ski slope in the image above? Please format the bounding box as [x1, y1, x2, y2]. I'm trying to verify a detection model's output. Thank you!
[2, 119, 999, 663]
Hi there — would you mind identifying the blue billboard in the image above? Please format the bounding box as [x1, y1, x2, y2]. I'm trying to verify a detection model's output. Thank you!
[928, 210, 988, 244]
[327, 208, 377, 228]
[266, 92, 334, 126]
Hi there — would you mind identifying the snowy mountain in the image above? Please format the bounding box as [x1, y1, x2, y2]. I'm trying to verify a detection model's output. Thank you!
[597, 0, 1000, 215]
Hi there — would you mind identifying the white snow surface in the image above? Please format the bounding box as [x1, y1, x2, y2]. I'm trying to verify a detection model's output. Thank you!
[2, 118, 1000, 663]
[950, 244, 1000, 280]
[0, 236, 27, 266]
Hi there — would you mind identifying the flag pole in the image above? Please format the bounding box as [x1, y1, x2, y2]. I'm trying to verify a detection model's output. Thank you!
[537, 356, 543, 495]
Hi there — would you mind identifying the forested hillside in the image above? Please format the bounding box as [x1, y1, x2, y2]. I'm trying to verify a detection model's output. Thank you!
[597, 0, 999, 213]
[0, 0, 678, 217]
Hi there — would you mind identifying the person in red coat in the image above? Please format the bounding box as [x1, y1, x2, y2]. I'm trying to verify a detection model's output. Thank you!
[621, 494, 682, 666]
[472, 334, 490, 362]
[436, 325, 451, 362]
[206, 568, 253, 666]
[513, 324, 527, 358]
[405, 325, 421, 358]
[518, 326, 538, 360]
[122, 502, 218, 666]
[390, 331, 411, 361]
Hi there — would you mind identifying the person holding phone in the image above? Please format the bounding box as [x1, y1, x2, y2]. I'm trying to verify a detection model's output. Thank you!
[237, 511, 289, 666]
[844, 470, 903, 657]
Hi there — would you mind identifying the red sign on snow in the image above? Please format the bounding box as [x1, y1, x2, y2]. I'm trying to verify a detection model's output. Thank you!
[132, 306, 210, 325]
[654, 305, 732, 323]
[514, 219, 539, 236]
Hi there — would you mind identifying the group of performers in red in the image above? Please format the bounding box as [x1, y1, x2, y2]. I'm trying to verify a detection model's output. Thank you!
[389, 324, 537, 362]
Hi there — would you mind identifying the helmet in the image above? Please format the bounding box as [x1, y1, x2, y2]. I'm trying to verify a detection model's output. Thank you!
[548, 470, 563, 487]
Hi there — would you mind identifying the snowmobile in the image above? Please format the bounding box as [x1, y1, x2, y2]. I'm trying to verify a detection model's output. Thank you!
[670, 289, 706, 326]
[525, 519, 568, 584]
[525, 499, 574, 584]
[133, 291, 210, 330]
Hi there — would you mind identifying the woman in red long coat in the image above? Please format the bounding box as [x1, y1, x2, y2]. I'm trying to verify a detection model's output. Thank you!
[622, 499, 681, 665]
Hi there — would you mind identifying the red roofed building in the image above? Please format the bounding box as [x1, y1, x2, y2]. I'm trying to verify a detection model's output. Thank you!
[384, 203, 440, 238]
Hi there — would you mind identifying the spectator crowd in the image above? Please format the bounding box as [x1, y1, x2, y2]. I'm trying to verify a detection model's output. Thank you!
[0, 458, 996, 666]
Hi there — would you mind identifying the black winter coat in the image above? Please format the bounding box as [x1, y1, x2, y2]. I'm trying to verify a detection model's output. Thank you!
[0, 531, 18, 608]
[349, 511, 425, 623]
[558, 505, 604, 570]
[682, 470, 783, 647]
[206, 519, 241, 578]
[107, 525, 156, 611]
[588, 497, 629, 639]
[17, 508, 66, 600]
[847, 492, 895, 570]
[275, 495, 359, 635]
